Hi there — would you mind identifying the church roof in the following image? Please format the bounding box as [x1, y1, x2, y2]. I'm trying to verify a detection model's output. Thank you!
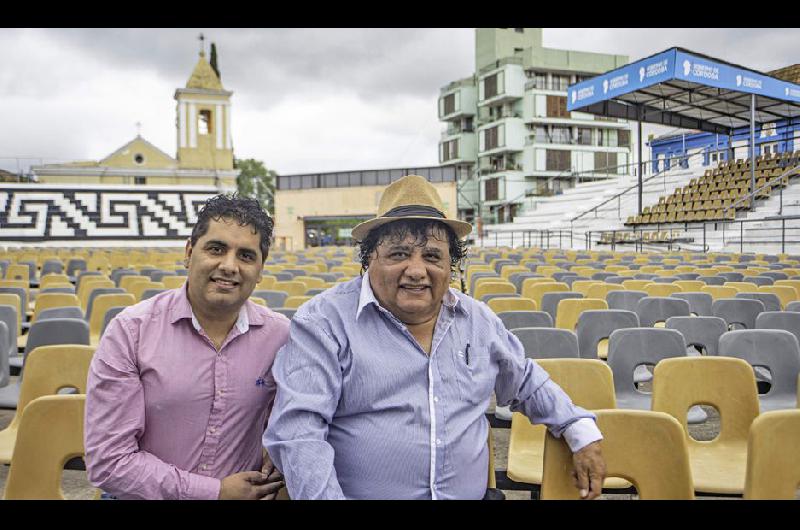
[186, 53, 224, 91]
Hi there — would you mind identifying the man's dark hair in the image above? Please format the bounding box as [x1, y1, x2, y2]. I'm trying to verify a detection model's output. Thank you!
[357, 219, 467, 273]
[190, 193, 274, 262]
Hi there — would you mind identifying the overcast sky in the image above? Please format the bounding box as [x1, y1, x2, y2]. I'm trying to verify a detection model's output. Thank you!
[1, 28, 797, 175]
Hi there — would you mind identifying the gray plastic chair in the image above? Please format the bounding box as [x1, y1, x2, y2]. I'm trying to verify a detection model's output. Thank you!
[481, 293, 520, 304]
[66, 258, 87, 279]
[604, 276, 626, 284]
[736, 292, 782, 313]
[670, 292, 713, 316]
[718, 272, 745, 283]
[700, 276, 726, 286]
[718, 329, 800, 412]
[712, 298, 765, 330]
[252, 290, 288, 308]
[110, 268, 138, 286]
[311, 273, 338, 283]
[635, 297, 691, 327]
[675, 273, 700, 281]
[591, 272, 617, 282]
[760, 271, 788, 281]
[140, 288, 167, 301]
[0, 321, 9, 389]
[665, 316, 727, 356]
[762, 255, 779, 263]
[151, 271, 177, 283]
[509, 273, 542, 293]
[85, 288, 126, 320]
[540, 292, 583, 324]
[633, 273, 657, 280]
[563, 276, 589, 288]
[272, 272, 294, 281]
[0, 287, 27, 320]
[576, 310, 639, 360]
[607, 290, 647, 312]
[652, 276, 680, 283]
[36, 306, 85, 322]
[0, 305, 18, 361]
[785, 301, 800, 312]
[281, 269, 306, 278]
[497, 311, 553, 330]
[101, 306, 127, 336]
[749, 276, 775, 286]
[510, 327, 579, 360]
[174, 269, 189, 277]
[272, 308, 296, 319]
[40, 286, 76, 295]
[755, 311, 800, 346]
[714, 255, 733, 263]
[470, 272, 499, 294]
[75, 271, 104, 291]
[551, 272, 577, 283]
[305, 288, 326, 296]
[607, 327, 707, 423]
[40, 260, 64, 277]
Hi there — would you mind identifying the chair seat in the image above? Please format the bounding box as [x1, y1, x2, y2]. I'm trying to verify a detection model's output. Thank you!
[0, 381, 21, 409]
[690, 442, 747, 495]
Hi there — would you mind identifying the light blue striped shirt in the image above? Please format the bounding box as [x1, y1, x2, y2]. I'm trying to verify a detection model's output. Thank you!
[263, 273, 601, 500]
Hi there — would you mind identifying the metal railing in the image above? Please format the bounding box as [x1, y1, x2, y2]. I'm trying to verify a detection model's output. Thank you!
[474, 228, 574, 249]
[570, 150, 708, 223]
[723, 163, 800, 215]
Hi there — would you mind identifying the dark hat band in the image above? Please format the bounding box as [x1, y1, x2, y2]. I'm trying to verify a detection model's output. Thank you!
[383, 205, 445, 219]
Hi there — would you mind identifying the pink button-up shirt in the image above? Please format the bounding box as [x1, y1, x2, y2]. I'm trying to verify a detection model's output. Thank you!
[84, 285, 290, 500]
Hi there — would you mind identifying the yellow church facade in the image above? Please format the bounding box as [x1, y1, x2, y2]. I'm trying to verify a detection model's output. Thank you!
[32, 51, 238, 189]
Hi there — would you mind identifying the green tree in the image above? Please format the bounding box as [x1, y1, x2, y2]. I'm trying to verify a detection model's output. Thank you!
[235, 158, 276, 214]
[210, 42, 220, 79]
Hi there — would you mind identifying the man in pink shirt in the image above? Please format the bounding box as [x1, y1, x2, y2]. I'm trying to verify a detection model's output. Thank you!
[85, 194, 290, 500]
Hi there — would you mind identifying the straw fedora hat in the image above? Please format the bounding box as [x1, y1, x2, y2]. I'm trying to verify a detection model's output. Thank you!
[351, 175, 473, 241]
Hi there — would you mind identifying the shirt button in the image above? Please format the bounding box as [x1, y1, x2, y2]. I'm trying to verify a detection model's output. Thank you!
[436, 438, 442, 445]
[209, 427, 216, 434]
[201, 464, 208, 470]
[433, 396, 439, 403]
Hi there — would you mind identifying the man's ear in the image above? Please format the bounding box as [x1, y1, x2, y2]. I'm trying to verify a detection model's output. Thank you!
[184, 238, 193, 268]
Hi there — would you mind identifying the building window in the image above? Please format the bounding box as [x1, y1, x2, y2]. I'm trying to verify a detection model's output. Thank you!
[594, 152, 618, 173]
[514, 28, 524, 33]
[484, 126, 500, 150]
[441, 139, 459, 162]
[577, 128, 592, 145]
[534, 73, 547, 89]
[513, 47, 524, 54]
[617, 129, 630, 147]
[198, 110, 212, 135]
[546, 95, 569, 118]
[443, 93, 456, 116]
[485, 178, 499, 201]
[550, 126, 571, 144]
[552, 75, 570, 91]
[546, 150, 571, 171]
[484, 73, 498, 100]
[534, 126, 548, 144]
[134, 176, 146, 185]
[134, 153, 145, 165]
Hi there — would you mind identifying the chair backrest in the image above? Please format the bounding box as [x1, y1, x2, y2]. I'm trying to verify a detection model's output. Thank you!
[555, 298, 608, 330]
[130, 281, 166, 302]
[0, 299, 20, 339]
[756, 310, 800, 345]
[622, 280, 651, 290]
[606, 290, 647, 312]
[0, 321, 8, 388]
[670, 292, 713, 316]
[665, 316, 727, 356]
[644, 283, 682, 297]
[744, 410, 800, 499]
[85, 287, 126, 320]
[758, 285, 797, 309]
[510, 328, 579, 359]
[252, 290, 288, 308]
[701, 285, 739, 299]
[31, 293, 80, 324]
[635, 297, 691, 327]
[718, 329, 800, 410]
[162, 276, 187, 289]
[521, 282, 569, 307]
[712, 298, 765, 329]
[3, 395, 86, 499]
[272, 308, 296, 319]
[700, 276, 726, 286]
[576, 310, 639, 360]
[36, 306, 85, 322]
[652, 357, 759, 444]
[540, 292, 582, 323]
[487, 297, 536, 313]
[736, 292, 782, 312]
[140, 288, 167, 301]
[118, 274, 149, 293]
[78, 279, 114, 310]
[283, 296, 312, 309]
[608, 328, 687, 398]
[497, 311, 553, 330]
[39, 273, 70, 289]
[748, 276, 774, 286]
[585, 283, 623, 300]
[89, 294, 136, 339]
[724, 281, 759, 292]
[673, 280, 705, 292]
[100, 306, 127, 336]
[23, 318, 91, 356]
[540, 409, 694, 500]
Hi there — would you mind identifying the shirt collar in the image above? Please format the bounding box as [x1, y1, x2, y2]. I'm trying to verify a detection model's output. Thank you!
[356, 270, 464, 320]
[171, 281, 251, 333]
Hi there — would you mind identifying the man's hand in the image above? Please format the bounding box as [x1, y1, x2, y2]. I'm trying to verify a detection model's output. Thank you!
[259, 450, 285, 500]
[571, 441, 606, 500]
[218, 471, 285, 500]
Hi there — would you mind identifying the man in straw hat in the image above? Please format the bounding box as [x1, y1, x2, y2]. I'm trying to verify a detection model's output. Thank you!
[264, 175, 605, 499]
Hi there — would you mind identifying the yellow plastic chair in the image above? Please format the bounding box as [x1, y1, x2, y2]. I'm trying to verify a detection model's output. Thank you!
[119, 275, 149, 293]
[700, 285, 739, 300]
[694, 268, 721, 277]
[3, 395, 86, 499]
[30, 293, 80, 324]
[500, 265, 529, 280]
[293, 276, 325, 291]
[571, 280, 600, 296]
[162, 276, 187, 289]
[473, 275, 504, 293]
[249, 296, 266, 306]
[473, 281, 516, 301]
[723, 282, 759, 293]
[487, 297, 537, 314]
[673, 280, 705, 292]
[39, 274, 71, 289]
[522, 282, 569, 308]
[0, 293, 22, 334]
[5, 264, 31, 282]
[255, 275, 277, 291]
[89, 293, 136, 346]
[272, 280, 308, 297]
[758, 285, 797, 309]
[651, 356, 759, 495]
[774, 279, 800, 298]
[644, 283, 683, 297]
[283, 296, 312, 309]
[0, 345, 94, 465]
[540, 409, 694, 500]
[743, 410, 800, 499]
[639, 265, 660, 273]
[76, 277, 112, 308]
[507, 359, 621, 491]
[555, 298, 608, 330]
[130, 281, 166, 302]
[622, 280, 651, 291]
[586, 283, 623, 300]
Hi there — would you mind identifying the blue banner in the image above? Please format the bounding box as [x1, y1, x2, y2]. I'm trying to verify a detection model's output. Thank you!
[567, 48, 800, 112]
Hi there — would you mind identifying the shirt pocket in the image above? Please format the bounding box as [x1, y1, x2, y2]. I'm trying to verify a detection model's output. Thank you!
[453, 345, 495, 406]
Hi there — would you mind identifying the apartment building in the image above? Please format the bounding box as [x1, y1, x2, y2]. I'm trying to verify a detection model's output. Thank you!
[439, 28, 633, 224]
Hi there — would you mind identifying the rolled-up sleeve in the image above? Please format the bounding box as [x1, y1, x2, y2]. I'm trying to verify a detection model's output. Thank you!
[84, 316, 221, 500]
[490, 316, 602, 452]
[263, 313, 346, 500]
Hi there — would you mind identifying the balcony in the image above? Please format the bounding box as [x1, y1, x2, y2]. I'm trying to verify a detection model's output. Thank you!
[438, 85, 477, 121]
[478, 64, 526, 107]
